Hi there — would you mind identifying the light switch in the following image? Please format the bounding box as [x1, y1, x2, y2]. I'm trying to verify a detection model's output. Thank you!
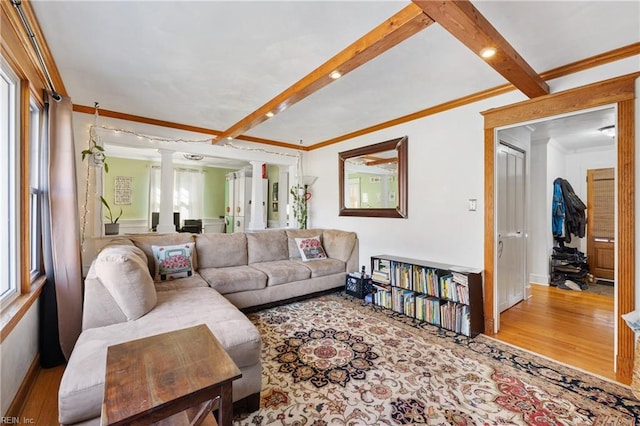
[468, 199, 477, 211]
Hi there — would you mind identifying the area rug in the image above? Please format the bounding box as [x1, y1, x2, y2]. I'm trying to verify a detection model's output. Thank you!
[235, 294, 639, 425]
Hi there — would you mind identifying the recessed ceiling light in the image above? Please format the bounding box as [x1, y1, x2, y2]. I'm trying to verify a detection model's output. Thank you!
[227, 136, 233, 140]
[330, 70, 342, 79]
[480, 47, 497, 59]
[266, 111, 274, 118]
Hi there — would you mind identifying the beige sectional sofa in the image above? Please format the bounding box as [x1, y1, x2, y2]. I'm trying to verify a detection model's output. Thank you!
[58, 228, 358, 425]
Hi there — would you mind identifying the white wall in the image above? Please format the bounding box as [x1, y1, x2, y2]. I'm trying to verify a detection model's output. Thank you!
[307, 93, 525, 271]
[529, 138, 550, 284]
[564, 145, 616, 253]
[0, 300, 39, 415]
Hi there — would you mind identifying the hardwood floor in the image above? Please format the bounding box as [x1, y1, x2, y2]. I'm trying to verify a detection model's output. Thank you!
[15, 364, 64, 424]
[15, 285, 618, 424]
[494, 283, 616, 381]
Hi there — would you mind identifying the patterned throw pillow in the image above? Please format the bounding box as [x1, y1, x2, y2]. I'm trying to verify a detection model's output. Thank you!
[151, 243, 194, 281]
[295, 236, 327, 262]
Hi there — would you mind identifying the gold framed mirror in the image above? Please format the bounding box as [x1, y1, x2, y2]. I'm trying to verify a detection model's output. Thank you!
[338, 136, 407, 218]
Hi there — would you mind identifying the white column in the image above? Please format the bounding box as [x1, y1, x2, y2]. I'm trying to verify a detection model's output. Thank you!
[248, 161, 266, 230]
[156, 149, 176, 233]
[278, 167, 289, 228]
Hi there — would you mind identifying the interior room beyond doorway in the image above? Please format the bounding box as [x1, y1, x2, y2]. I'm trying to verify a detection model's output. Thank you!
[495, 106, 617, 379]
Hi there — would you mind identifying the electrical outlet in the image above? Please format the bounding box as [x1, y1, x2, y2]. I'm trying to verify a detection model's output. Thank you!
[468, 199, 477, 211]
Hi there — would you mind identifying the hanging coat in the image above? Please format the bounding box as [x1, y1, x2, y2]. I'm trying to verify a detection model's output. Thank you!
[552, 180, 565, 239]
[553, 177, 586, 243]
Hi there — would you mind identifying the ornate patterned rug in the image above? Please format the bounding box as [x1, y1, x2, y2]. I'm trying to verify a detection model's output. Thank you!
[234, 294, 639, 425]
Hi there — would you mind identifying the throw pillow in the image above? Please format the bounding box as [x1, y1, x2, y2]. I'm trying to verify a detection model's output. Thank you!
[94, 245, 157, 321]
[295, 236, 328, 262]
[152, 242, 194, 281]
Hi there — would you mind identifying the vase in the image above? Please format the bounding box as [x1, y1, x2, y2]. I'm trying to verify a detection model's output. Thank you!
[104, 223, 120, 236]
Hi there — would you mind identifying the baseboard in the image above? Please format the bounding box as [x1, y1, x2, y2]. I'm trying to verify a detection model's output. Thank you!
[240, 286, 344, 314]
[529, 274, 549, 286]
[4, 354, 40, 418]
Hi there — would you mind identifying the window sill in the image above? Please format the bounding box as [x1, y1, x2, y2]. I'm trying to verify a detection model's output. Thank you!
[0, 276, 46, 343]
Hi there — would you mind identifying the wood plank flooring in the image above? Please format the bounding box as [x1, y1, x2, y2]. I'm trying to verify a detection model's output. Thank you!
[14, 284, 617, 424]
[494, 283, 615, 381]
[15, 364, 64, 425]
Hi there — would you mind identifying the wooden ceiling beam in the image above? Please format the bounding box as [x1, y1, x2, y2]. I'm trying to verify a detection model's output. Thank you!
[213, 3, 434, 144]
[412, 0, 549, 98]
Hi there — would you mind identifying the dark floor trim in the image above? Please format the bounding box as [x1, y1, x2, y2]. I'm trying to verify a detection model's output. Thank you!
[240, 287, 344, 314]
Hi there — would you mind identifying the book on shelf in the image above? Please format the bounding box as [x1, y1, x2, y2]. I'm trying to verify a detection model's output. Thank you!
[372, 270, 391, 284]
[451, 271, 468, 286]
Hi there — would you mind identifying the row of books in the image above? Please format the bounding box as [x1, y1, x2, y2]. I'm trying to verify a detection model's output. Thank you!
[392, 288, 414, 316]
[372, 258, 392, 284]
[439, 275, 470, 304]
[373, 288, 392, 309]
[415, 294, 441, 325]
[372, 287, 472, 336]
[440, 301, 471, 336]
[371, 262, 470, 304]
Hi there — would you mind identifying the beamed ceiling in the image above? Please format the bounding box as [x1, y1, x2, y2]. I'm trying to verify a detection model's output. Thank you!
[28, 0, 640, 150]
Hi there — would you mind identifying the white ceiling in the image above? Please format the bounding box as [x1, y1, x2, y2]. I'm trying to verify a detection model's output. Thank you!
[31, 1, 639, 147]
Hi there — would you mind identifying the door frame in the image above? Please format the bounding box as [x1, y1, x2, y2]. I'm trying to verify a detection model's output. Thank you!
[482, 72, 637, 384]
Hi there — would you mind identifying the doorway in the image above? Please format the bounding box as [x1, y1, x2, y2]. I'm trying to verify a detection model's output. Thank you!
[482, 73, 636, 384]
[493, 107, 617, 378]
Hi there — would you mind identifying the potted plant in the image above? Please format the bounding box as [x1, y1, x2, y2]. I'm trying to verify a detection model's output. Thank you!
[290, 185, 311, 229]
[101, 196, 122, 235]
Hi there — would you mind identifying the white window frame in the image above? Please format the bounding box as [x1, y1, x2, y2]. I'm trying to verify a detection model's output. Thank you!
[29, 99, 42, 280]
[1, 56, 20, 307]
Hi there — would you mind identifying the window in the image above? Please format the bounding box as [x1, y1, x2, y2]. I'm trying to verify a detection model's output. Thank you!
[149, 167, 204, 227]
[29, 100, 42, 279]
[1, 56, 20, 306]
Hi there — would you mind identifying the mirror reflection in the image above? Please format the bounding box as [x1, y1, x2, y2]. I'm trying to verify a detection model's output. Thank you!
[339, 136, 407, 218]
[343, 149, 398, 208]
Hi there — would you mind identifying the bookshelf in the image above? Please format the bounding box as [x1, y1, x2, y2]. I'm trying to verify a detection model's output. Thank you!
[371, 255, 484, 337]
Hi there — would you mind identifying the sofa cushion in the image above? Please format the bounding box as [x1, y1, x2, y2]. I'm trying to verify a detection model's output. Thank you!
[151, 242, 195, 281]
[322, 229, 357, 263]
[285, 229, 324, 259]
[250, 260, 311, 286]
[59, 287, 261, 425]
[94, 246, 157, 321]
[196, 233, 247, 268]
[130, 233, 197, 277]
[293, 258, 346, 278]
[247, 230, 288, 263]
[199, 266, 267, 294]
[153, 272, 209, 292]
[295, 236, 327, 261]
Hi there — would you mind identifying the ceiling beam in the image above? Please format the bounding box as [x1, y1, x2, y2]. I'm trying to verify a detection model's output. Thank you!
[412, 0, 549, 98]
[214, 3, 434, 144]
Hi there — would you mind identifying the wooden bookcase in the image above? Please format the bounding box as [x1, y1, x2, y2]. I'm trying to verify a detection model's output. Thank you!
[371, 255, 484, 337]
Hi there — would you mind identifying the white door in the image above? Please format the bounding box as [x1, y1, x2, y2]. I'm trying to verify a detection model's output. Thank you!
[497, 143, 526, 313]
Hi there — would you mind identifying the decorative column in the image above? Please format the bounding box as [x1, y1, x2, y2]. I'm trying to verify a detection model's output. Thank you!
[248, 161, 266, 230]
[278, 167, 289, 228]
[156, 149, 176, 233]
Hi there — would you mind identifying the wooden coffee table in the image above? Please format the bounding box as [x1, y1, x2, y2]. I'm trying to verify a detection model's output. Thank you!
[101, 324, 242, 426]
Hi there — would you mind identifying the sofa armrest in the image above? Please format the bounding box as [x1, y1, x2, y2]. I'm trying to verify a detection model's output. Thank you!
[322, 230, 359, 273]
